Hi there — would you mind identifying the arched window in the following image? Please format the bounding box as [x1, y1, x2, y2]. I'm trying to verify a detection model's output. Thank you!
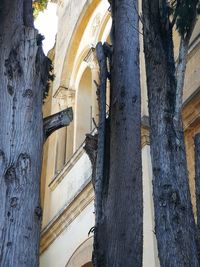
[75, 67, 92, 149]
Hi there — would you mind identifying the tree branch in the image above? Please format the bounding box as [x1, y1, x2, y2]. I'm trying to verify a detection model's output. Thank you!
[94, 42, 107, 222]
[43, 107, 73, 142]
[174, 9, 197, 125]
[174, 37, 188, 123]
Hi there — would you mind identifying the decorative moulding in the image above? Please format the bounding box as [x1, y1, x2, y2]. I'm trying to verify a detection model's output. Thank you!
[49, 143, 85, 191]
[84, 47, 98, 69]
[53, 86, 75, 100]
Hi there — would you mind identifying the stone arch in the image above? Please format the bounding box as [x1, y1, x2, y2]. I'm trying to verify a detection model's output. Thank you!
[97, 11, 111, 43]
[59, 0, 111, 90]
[65, 237, 93, 267]
[70, 45, 91, 90]
[59, 0, 101, 89]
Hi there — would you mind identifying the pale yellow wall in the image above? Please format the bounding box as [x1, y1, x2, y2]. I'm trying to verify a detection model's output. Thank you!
[40, 201, 94, 267]
[42, 145, 92, 227]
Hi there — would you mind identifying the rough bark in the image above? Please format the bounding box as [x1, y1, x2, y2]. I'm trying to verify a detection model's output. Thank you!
[0, 1, 73, 266]
[195, 133, 200, 231]
[142, 0, 199, 266]
[92, 42, 107, 267]
[91, 0, 143, 266]
[105, 1, 142, 265]
[85, 1, 142, 266]
[94, 42, 107, 223]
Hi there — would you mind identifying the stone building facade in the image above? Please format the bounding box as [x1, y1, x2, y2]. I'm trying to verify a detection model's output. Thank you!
[39, 0, 200, 266]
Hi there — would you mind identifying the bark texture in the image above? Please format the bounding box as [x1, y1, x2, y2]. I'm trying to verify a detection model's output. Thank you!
[195, 133, 200, 231]
[0, 1, 73, 266]
[142, 1, 199, 266]
[105, 1, 142, 265]
[0, 1, 46, 266]
[89, 0, 143, 266]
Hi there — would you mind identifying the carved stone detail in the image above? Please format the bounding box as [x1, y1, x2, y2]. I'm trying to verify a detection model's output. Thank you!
[91, 13, 101, 39]
[54, 86, 75, 108]
[84, 48, 98, 70]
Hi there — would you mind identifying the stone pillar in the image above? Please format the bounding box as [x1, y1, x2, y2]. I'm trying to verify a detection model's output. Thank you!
[66, 89, 75, 161]
[141, 128, 160, 267]
[55, 89, 68, 173]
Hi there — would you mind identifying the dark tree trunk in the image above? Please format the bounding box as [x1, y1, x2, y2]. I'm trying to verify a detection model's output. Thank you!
[142, 0, 199, 266]
[105, 0, 142, 265]
[0, 1, 73, 266]
[89, 0, 143, 266]
[195, 133, 200, 231]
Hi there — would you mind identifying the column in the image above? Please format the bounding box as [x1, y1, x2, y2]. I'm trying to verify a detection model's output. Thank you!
[142, 129, 160, 267]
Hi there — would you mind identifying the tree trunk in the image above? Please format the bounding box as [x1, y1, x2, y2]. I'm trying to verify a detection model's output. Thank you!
[91, 0, 143, 266]
[142, 1, 200, 266]
[195, 133, 200, 231]
[0, 1, 73, 266]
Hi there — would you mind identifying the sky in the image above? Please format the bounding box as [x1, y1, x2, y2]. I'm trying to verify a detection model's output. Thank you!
[34, 3, 58, 55]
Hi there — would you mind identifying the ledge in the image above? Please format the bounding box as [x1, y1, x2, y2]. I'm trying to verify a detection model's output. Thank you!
[49, 142, 85, 191]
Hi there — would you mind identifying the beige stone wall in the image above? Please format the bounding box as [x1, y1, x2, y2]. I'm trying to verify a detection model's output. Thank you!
[42, 145, 92, 226]
[40, 201, 94, 267]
